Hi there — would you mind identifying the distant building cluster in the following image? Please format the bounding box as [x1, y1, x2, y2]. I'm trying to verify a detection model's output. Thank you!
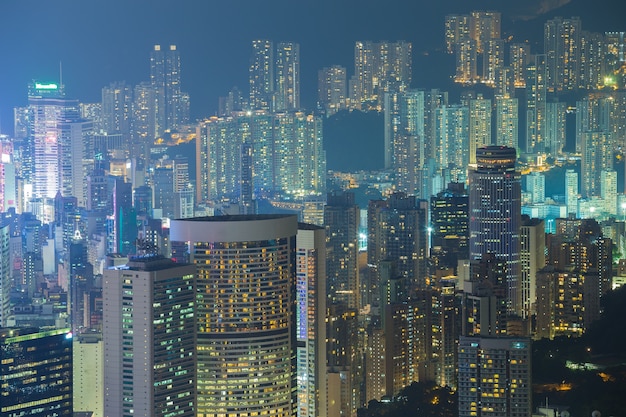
[2, 9, 626, 417]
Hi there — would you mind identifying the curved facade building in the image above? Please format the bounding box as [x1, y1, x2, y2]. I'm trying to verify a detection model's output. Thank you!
[170, 215, 298, 417]
[469, 146, 522, 316]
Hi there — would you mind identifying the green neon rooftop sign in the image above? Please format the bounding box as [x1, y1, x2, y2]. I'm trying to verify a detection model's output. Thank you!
[35, 82, 59, 90]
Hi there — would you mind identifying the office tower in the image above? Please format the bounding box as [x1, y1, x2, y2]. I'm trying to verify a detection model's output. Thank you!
[469, 11, 501, 53]
[433, 279, 460, 389]
[581, 130, 612, 198]
[153, 165, 175, 218]
[296, 224, 327, 417]
[458, 336, 531, 417]
[444, 14, 471, 54]
[326, 191, 360, 310]
[455, 39, 478, 84]
[601, 170, 618, 216]
[436, 104, 469, 182]
[69, 239, 94, 332]
[318, 65, 347, 116]
[103, 256, 196, 417]
[510, 43, 530, 88]
[469, 146, 522, 316]
[59, 119, 93, 206]
[494, 66, 515, 99]
[544, 16, 581, 91]
[73, 333, 103, 417]
[430, 183, 469, 270]
[131, 82, 158, 159]
[112, 179, 136, 255]
[0, 327, 73, 416]
[275, 42, 300, 111]
[579, 31, 605, 89]
[565, 169, 579, 216]
[526, 54, 548, 154]
[101, 81, 132, 137]
[545, 101, 567, 155]
[170, 215, 298, 417]
[151, 44, 186, 133]
[495, 97, 519, 150]
[28, 81, 81, 201]
[249, 39, 274, 110]
[367, 193, 428, 293]
[468, 95, 492, 165]
[526, 172, 546, 203]
[353, 41, 412, 109]
[483, 38, 505, 85]
[520, 217, 545, 323]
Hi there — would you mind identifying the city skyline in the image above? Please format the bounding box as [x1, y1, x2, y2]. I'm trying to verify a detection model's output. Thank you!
[2, 0, 626, 133]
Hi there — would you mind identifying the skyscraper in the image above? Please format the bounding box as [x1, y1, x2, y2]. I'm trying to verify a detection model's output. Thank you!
[103, 256, 196, 417]
[520, 216, 545, 322]
[444, 14, 471, 54]
[325, 191, 360, 310]
[544, 16, 581, 92]
[318, 65, 347, 116]
[102, 81, 132, 137]
[469, 146, 522, 316]
[526, 54, 548, 154]
[296, 224, 327, 417]
[28, 81, 81, 201]
[170, 215, 298, 417]
[430, 183, 469, 270]
[249, 39, 274, 110]
[275, 42, 300, 111]
[150, 44, 187, 133]
[469, 95, 492, 165]
[509, 43, 530, 88]
[469, 11, 501, 53]
[495, 97, 519, 150]
[1, 327, 73, 416]
[565, 169, 579, 216]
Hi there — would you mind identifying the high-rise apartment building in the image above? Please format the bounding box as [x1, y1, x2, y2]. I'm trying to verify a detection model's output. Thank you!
[249, 39, 274, 111]
[1, 327, 73, 416]
[131, 82, 158, 159]
[275, 42, 300, 111]
[318, 66, 347, 116]
[0, 224, 10, 327]
[469, 146, 522, 316]
[455, 39, 478, 84]
[469, 95, 492, 165]
[495, 97, 519, 150]
[544, 17, 581, 92]
[102, 81, 132, 137]
[483, 38, 505, 85]
[580, 30, 605, 89]
[565, 169, 579, 216]
[545, 101, 567, 155]
[526, 55, 548, 154]
[103, 256, 196, 417]
[170, 215, 298, 417]
[325, 191, 360, 310]
[581, 130, 612, 198]
[469, 11, 501, 54]
[444, 14, 471, 53]
[352, 41, 412, 109]
[509, 43, 530, 88]
[436, 104, 469, 182]
[150, 44, 188, 133]
[458, 336, 531, 417]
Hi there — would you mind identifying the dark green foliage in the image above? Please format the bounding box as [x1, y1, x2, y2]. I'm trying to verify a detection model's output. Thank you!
[358, 382, 456, 417]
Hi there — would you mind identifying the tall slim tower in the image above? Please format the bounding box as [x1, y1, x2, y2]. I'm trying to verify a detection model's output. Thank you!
[565, 169, 579, 216]
[275, 42, 300, 111]
[325, 191, 360, 310]
[150, 45, 185, 133]
[296, 224, 327, 417]
[170, 215, 298, 417]
[469, 146, 522, 316]
[318, 66, 347, 116]
[103, 256, 196, 417]
[28, 81, 81, 200]
[469, 94, 492, 165]
[250, 40, 274, 110]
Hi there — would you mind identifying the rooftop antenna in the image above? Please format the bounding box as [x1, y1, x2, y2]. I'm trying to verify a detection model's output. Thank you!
[59, 60, 63, 93]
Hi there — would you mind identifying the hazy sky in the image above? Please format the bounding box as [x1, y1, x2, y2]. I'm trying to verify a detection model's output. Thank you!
[1, 0, 624, 132]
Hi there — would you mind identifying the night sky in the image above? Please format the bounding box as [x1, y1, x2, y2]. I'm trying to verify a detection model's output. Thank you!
[1, 0, 626, 134]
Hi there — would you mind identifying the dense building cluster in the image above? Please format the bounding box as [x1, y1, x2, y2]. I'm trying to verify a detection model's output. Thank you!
[1, 9, 626, 417]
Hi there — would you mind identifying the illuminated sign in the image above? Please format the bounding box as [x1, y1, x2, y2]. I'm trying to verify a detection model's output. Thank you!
[34, 82, 59, 90]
